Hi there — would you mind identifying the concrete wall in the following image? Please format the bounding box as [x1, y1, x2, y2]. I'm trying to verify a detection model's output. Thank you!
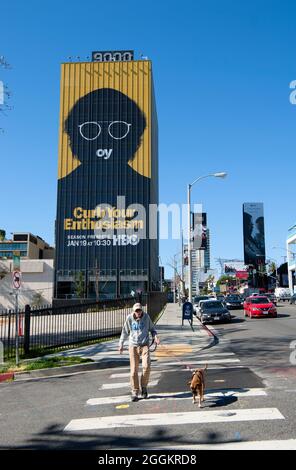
[0, 259, 54, 310]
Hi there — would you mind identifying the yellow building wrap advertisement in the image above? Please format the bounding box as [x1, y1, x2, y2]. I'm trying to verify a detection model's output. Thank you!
[55, 60, 155, 287]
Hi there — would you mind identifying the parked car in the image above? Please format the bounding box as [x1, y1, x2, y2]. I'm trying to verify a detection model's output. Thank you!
[290, 294, 296, 305]
[216, 294, 225, 301]
[199, 300, 231, 324]
[265, 293, 277, 306]
[224, 294, 244, 309]
[243, 296, 277, 319]
[193, 295, 211, 313]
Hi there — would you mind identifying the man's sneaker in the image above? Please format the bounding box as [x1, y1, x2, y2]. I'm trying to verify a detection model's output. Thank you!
[131, 392, 139, 402]
[141, 387, 148, 399]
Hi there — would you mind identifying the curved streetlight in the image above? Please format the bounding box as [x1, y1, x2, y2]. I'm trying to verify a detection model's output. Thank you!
[187, 172, 227, 302]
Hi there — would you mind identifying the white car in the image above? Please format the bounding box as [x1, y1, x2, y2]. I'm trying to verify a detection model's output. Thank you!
[193, 295, 210, 313]
[195, 297, 215, 316]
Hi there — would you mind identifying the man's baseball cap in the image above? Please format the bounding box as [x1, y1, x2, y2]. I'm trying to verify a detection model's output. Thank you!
[133, 303, 142, 312]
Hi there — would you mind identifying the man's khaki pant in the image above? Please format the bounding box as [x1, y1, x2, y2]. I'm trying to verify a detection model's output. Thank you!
[129, 345, 151, 394]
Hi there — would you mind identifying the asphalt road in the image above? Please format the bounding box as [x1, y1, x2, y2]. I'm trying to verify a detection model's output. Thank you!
[0, 302, 296, 450]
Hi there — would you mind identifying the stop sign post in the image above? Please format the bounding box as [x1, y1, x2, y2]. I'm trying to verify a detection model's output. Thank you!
[12, 271, 21, 290]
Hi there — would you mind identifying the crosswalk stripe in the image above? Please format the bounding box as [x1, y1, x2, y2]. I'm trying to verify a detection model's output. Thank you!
[87, 388, 267, 406]
[144, 440, 296, 450]
[193, 352, 235, 357]
[99, 379, 159, 390]
[64, 407, 284, 431]
[151, 359, 241, 368]
[151, 364, 245, 370]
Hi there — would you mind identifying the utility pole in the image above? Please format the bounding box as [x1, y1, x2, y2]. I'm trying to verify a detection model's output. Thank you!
[181, 230, 184, 286]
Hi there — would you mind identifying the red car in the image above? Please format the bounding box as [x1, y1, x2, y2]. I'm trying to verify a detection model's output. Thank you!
[243, 296, 277, 319]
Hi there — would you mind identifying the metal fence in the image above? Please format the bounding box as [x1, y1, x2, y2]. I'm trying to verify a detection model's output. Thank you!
[0, 293, 167, 360]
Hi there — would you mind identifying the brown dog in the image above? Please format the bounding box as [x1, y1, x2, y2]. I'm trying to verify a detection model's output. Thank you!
[188, 364, 208, 407]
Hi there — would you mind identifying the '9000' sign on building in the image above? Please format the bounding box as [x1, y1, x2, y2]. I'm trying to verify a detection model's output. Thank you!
[54, 51, 159, 300]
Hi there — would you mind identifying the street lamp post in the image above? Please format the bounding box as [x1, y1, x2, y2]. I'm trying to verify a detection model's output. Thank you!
[187, 172, 227, 303]
[267, 257, 279, 287]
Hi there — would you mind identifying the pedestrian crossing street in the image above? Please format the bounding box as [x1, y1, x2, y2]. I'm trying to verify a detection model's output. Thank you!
[63, 345, 296, 449]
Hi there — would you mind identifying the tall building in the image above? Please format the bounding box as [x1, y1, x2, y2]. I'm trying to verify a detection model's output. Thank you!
[54, 51, 159, 300]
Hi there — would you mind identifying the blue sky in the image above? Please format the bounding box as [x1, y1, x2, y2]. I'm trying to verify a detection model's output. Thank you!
[1, 0, 296, 277]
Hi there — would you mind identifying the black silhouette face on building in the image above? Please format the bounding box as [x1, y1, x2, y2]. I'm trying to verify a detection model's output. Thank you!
[64, 88, 146, 169]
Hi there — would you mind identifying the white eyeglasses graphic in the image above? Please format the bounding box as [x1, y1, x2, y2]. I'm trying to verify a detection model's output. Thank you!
[78, 121, 131, 141]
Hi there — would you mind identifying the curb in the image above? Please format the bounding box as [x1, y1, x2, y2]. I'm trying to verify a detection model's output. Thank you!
[0, 372, 14, 383]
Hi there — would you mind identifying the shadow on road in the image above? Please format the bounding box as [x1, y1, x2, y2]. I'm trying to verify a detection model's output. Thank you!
[0, 422, 243, 450]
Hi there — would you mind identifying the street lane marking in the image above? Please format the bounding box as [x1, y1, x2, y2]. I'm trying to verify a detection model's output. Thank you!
[87, 388, 267, 406]
[64, 408, 284, 431]
[99, 379, 159, 390]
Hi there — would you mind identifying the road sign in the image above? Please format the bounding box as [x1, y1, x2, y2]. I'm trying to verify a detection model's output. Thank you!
[12, 271, 21, 289]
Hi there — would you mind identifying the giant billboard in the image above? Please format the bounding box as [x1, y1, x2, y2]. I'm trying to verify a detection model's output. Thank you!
[243, 203, 266, 266]
[193, 212, 207, 250]
[55, 58, 158, 298]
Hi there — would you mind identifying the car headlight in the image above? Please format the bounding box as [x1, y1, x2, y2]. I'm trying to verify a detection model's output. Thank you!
[252, 308, 261, 312]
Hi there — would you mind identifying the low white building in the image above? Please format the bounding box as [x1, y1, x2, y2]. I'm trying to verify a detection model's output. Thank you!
[0, 259, 54, 310]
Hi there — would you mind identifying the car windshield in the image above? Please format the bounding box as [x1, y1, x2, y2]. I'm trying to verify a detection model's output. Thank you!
[203, 301, 223, 309]
[249, 297, 269, 304]
[227, 296, 241, 301]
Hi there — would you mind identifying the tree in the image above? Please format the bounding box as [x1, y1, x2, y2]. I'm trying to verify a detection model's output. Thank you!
[74, 271, 85, 299]
[0, 229, 5, 241]
[31, 292, 44, 307]
[216, 275, 234, 286]
[268, 261, 277, 275]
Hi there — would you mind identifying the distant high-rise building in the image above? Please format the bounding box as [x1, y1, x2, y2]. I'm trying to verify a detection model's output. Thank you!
[204, 229, 211, 270]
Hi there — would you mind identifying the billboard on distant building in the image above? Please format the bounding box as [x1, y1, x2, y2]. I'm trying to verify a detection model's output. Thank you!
[223, 261, 247, 276]
[243, 203, 266, 266]
[193, 212, 207, 250]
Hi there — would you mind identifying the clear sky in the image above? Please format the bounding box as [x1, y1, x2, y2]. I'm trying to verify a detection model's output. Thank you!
[1, 0, 296, 278]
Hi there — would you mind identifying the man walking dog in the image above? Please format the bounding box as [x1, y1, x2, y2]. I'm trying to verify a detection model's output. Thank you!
[119, 303, 160, 402]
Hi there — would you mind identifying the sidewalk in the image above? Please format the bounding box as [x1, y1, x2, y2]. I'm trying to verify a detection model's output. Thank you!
[14, 303, 215, 380]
